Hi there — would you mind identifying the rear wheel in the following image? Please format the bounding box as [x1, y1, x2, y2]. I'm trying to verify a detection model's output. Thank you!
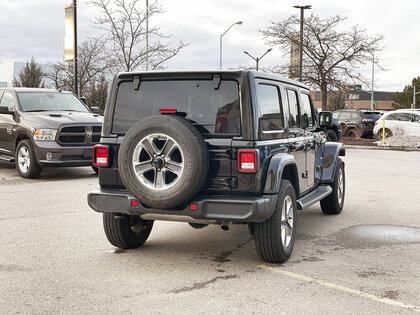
[320, 158, 345, 214]
[345, 128, 357, 138]
[103, 213, 153, 249]
[376, 128, 392, 140]
[15, 139, 42, 179]
[253, 180, 297, 263]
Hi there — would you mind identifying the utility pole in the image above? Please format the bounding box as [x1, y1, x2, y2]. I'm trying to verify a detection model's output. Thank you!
[146, 0, 149, 71]
[414, 85, 420, 109]
[73, 0, 78, 96]
[293, 5, 311, 81]
[370, 53, 374, 111]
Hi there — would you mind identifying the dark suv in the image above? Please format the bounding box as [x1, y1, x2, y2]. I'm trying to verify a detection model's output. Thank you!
[333, 109, 381, 138]
[0, 88, 103, 178]
[88, 71, 346, 263]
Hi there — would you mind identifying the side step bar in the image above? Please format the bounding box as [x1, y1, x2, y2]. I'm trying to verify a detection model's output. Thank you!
[0, 155, 14, 162]
[297, 185, 332, 210]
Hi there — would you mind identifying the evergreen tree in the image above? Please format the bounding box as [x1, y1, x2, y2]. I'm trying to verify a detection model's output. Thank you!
[87, 75, 108, 115]
[393, 77, 420, 109]
[13, 57, 45, 88]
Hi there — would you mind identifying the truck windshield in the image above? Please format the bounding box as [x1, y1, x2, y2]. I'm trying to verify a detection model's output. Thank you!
[113, 80, 241, 135]
[17, 92, 89, 112]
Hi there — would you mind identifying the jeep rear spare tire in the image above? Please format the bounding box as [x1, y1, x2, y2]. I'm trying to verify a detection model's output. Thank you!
[118, 115, 209, 209]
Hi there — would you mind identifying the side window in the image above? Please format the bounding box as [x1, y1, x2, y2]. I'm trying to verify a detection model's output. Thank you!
[256, 84, 283, 131]
[385, 113, 397, 121]
[300, 93, 315, 129]
[286, 89, 300, 128]
[333, 112, 340, 119]
[340, 112, 351, 121]
[0, 92, 15, 111]
[396, 113, 411, 121]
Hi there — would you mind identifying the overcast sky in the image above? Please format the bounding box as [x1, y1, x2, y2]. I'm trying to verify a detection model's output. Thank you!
[1, 0, 419, 91]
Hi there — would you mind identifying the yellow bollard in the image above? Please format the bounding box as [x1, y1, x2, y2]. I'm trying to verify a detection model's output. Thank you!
[382, 119, 385, 144]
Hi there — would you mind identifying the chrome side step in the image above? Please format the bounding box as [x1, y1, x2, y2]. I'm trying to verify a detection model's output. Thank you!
[297, 185, 332, 210]
[0, 155, 14, 162]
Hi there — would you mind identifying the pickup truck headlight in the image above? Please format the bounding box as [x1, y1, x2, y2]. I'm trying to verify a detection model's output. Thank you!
[34, 129, 57, 141]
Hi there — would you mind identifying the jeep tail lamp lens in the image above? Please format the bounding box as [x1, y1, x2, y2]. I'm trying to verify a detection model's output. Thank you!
[93, 145, 109, 167]
[238, 150, 257, 173]
[159, 109, 177, 114]
[33, 129, 57, 141]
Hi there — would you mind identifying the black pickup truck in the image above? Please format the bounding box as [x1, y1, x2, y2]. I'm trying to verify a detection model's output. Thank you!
[0, 88, 103, 178]
[88, 71, 346, 263]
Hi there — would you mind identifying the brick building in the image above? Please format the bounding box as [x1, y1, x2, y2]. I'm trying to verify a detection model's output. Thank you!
[311, 90, 396, 111]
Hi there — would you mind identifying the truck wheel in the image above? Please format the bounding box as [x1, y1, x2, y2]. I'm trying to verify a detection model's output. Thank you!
[345, 129, 356, 138]
[320, 158, 345, 215]
[15, 139, 42, 179]
[254, 180, 297, 263]
[118, 115, 209, 209]
[325, 129, 338, 142]
[103, 213, 153, 249]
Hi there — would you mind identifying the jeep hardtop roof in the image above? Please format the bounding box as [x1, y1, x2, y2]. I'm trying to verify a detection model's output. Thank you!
[115, 70, 310, 90]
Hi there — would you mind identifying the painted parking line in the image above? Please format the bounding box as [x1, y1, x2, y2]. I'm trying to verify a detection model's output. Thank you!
[258, 265, 420, 313]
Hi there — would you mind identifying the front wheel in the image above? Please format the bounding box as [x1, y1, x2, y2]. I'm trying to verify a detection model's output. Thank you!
[320, 158, 345, 214]
[15, 139, 42, 179]
[253, 180, 297, 263]
[325, 129, 338, 142]
[103, 213, 153, 249]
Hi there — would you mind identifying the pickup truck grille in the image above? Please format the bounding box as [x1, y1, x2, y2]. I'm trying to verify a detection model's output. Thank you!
[57, 125, 102, 146]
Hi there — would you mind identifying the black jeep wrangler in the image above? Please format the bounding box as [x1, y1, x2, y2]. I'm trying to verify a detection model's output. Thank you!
[88, 71, 345, 263]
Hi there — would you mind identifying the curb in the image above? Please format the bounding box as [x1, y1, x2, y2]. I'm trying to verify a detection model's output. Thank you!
[344, 144, 420, 152]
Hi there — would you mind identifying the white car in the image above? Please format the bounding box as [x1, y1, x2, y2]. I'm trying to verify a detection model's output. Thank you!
[373, 109, 420, 137]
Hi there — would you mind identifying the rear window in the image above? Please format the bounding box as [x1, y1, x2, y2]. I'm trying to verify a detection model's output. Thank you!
[113, 80, 240, 135]
[363, 112, 381, 121]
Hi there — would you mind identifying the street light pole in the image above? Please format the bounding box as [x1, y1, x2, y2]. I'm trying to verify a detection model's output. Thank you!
[73, 0, 78, 96]
[293, 5, 311, 81]
[243, 48, 272, 71]
[146, 0, 149, 71]
[371, 53, 374, 111]
[219, 21, 243, 70]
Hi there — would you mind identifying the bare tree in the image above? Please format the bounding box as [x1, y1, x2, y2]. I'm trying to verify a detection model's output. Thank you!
[89, 0, 187, 72]
[46, 37, 112, 97]
[13, 57, 45, 88]
[262, 14, 383, 110]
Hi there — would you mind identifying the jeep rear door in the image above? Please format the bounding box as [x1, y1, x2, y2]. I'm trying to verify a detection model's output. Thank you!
[112, 76, 240, 193]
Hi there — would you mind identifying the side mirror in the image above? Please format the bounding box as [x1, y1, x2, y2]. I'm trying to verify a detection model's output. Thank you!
[80, 97, 88, 105]
[90, 106, 100, 114]
[0, 106, 14, 115]
[319, 111, 333, 128]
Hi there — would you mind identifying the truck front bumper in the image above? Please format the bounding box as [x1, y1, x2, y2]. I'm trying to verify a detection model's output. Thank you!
[34, 140, 94, 167]
[87, 189, 277, 223]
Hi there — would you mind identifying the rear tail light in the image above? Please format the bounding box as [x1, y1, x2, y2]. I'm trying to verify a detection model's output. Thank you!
[93, 145, 109, 167]
[159, 109, 177, 114]
[374, 121, 378, 126]
[238, 150, 258, 173]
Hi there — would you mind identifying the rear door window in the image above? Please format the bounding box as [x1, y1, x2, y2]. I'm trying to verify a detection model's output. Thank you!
[300, 93, 315, 129]
[256, 84, 283, 131]
[113, 80, 241, 135]
[339, 111, 352, 121]
[286, 89, 300, 128]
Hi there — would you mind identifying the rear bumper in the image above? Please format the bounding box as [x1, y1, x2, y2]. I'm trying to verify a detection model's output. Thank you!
[87, 189, 277, 223]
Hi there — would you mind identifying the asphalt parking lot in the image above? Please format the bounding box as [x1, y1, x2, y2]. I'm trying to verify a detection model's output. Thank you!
[0, 149, 419, 314]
